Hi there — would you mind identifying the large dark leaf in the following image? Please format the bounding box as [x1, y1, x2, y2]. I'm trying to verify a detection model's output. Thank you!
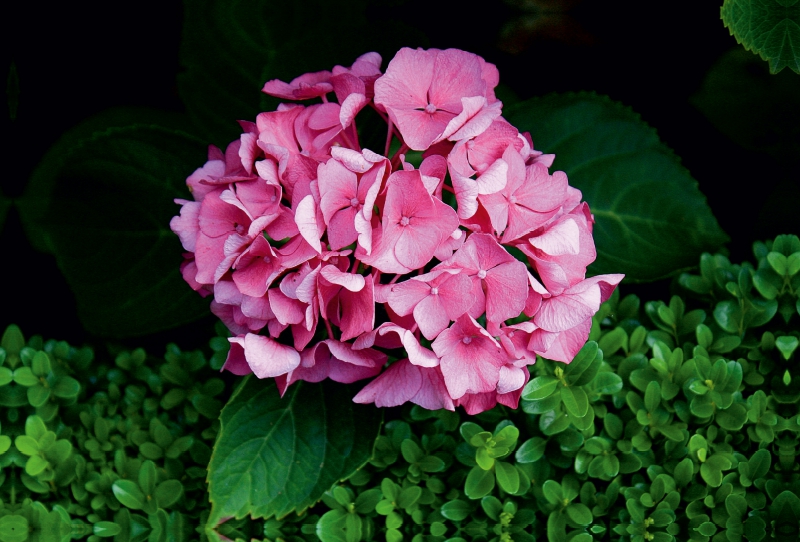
[692, 47, 800, 161]
[721, 0, 800, 74]
[178, 0, 427, 146]
[506, 92, 729, 282]
[207, 376, 381, 525]
[19, 109, 210, 337]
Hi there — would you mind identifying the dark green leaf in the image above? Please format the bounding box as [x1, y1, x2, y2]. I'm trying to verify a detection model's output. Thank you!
[52, 376, 81, 399]
[592, 372, 623, 395]
[207, 377, 380, 523]
[521, 376, 560, 401]
[748, 449, 771, 480]
[440, 500, 471, 522]
[155, 480, 183, 509]
[112, 480, 145, 510]
[178, 0, 426, 146]
[138, 460, 157, 497]
[564, 341, 598, 380]
[93, 521, 122, 538]
[561, 387, 589, 418]
[515, 437, 546, 463]
[495, 461, 520, 494]
[19, 120, 210, 337]
[566, 503, 593, 526]
[506, 93, 727, 281]
[721, 0, 800, 74]
[692, 47, 800, 161]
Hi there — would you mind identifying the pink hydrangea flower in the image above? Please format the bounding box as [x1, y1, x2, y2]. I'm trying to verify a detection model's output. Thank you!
[171, 46, 624, 415]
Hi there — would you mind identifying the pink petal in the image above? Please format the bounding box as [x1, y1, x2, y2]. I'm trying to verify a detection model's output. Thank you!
[295, 194, 322, 253]
[221, 339, 253, 376]
[229, 334, 301, 378]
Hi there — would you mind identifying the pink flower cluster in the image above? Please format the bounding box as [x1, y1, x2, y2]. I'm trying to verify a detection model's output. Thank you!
[171, 48, 623, 414]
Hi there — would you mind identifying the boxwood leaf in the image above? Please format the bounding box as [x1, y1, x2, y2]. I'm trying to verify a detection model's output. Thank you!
[495, 461, 520, 494]
[207, 376, 381, 524]
[112, 480, 145, 510]
[521, 376, 559, 401]
[19, 119, 210, 337]
[506, 93, 727, 281]
[440, 500, 471, 522]
[464, 465, 495, 500]
[561, 387, 589, 418]
[155, 480, 184, 509]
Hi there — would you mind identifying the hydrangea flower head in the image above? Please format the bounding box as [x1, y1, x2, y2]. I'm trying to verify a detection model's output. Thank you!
[171, 47, 623, 415]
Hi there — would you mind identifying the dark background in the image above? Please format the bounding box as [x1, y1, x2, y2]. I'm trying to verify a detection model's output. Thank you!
[3, 0, 799, 351]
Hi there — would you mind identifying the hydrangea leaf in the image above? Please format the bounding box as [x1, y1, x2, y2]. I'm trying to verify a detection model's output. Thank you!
[506, 93, 728, 282]
[178, 0, 426, 147]
[206, 376, 381, 525]
[19, 115, 210, 337]
[692, 48, 800, 163]
[721, 0, 800, 74]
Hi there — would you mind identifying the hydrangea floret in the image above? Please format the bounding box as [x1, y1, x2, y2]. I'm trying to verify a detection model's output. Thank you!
[170, 47, 623, 414]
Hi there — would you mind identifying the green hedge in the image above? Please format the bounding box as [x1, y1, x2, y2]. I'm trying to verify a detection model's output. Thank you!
[1, 235, 800, 542]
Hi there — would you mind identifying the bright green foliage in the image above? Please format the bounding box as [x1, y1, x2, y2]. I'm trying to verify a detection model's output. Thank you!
[505, 93, 728, 281]
[255, 235, 800, 542]
[0, 326, 240, 542]
[5, 236, 800, 541]
[722, 0, 800, 74]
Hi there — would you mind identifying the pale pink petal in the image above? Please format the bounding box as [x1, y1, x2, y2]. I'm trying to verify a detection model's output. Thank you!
[229, 334, 301, 378]
[320, 265, 365, 292]
[497, 365, 527, 394]
[171, 200, 201, 252]
[295, 194, 322, 253]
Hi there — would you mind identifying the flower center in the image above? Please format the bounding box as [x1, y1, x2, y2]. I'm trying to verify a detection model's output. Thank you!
[400, 216, 410, 226]
[234, 223, 246, 235]
[430, 287, 439, 295]
[477, 269, 487, 279]
[424, 103, 437, 114]
[263, 255, 272, 264]
[350, 197, 360, 207]
[508, 195, 517, 205]
[462, 336, 472, 345]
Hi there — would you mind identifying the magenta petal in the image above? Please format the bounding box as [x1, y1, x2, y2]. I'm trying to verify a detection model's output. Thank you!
[339, 279, 375, 341]
[221, 338, 253, 375]
[411, 366, 455, 411]
[387, 278, 431, 316]
[529, 318, 592, 363]
[268, 289, 305, 325]
[484, 260, 529, 323]
[432, 315, 506, 399]
[353, 358, 423, 407]
[413, 295, 451, 341]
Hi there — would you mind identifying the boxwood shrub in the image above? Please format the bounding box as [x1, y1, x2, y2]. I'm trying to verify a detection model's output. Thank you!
[1, 235, 800, 542]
